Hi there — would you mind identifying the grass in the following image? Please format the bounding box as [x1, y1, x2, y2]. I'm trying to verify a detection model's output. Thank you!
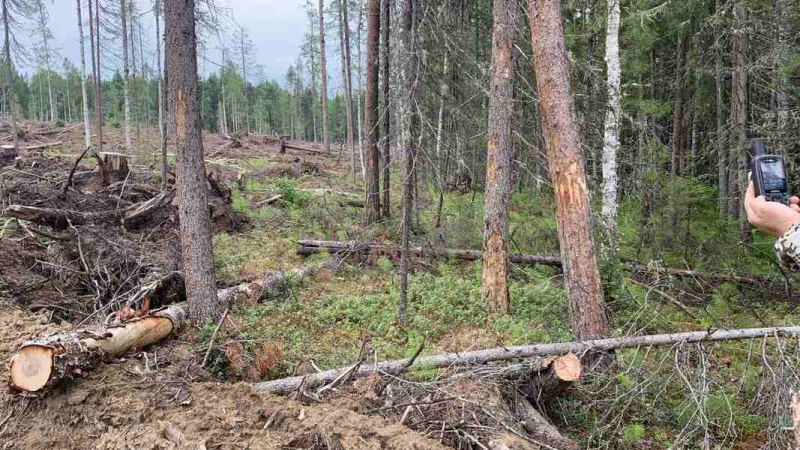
[207, 159, 796, 448]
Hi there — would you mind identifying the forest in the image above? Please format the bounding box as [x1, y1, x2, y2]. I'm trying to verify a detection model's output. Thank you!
[1, 0, 800, 449]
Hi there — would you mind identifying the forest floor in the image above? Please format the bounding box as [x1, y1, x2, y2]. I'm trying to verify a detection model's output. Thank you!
[1, 122, 799, 449]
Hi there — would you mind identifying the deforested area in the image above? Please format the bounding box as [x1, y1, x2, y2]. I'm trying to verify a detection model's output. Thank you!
[2, 0, 800, 449]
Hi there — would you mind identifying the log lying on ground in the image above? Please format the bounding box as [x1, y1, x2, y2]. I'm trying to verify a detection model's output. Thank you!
[296, 240, 563, 266]
[5, 205, 120, 230]
[10, 303, 187, 393]
[22, 141, 63, 151]
[296, 240, 778, 285]
[252, 326, 800, 394]
[516, 396, 578, 450]
[257, 257, 339, 301]
[122, 190, 176, 229]
[284, 142, 329, 156]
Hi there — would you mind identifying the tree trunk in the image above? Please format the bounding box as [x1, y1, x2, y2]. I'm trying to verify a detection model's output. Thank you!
[120, 0, 132, 153]
[601, 0, 621, 232]
[165, 0, 223, 326]
[671, 33, 687, 177]
[397, 0, 418, 327]
[716, 0, 727, 216]
[775, 0, 790, 154]
[2, 0, 19, 154]
[356, 0, 366, 180]
[93, 0, 103, 154]
[527, 0, 608, 340]
[39, 2, 55, 123]
[363, 0, 382, 225]
[338, 0, 356, 179]
[156, 0, 164, 140]
[319, 0, 331, 153]
[729, 1, 747, 224]
[482, 0, 515, 315]
[381, 0, 392, 219]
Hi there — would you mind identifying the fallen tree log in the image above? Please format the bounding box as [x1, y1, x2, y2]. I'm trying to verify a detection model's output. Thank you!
[122, 190, 176, 229]
[296, 240, 563, 267]
[22, 141, 63, 151]
[252, 326, 800, 394]
[5, 205, 120, 230]
[516, 396, 578, 450]
[296, 240, 779, 285]
[284, 142, 327, 155]
[10, 303, 187, 393]
[257, 257, 339, 301]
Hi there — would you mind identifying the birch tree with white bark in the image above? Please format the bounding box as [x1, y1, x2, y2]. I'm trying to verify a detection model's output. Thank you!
[601, 0, 621, 234]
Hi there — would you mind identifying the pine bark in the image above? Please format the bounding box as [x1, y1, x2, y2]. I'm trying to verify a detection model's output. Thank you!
[363, 0, 382, 225]
[728, 1, 747, 223]
[2, 0, 19, 153]
[318, 0, 331, 153]
[92, 0, 103, 153]
[165, 0, 223, 325]
[156, 0, 164, 139]
[601, 0, 621, 231]
[397, 0, 417, 326]
[716, 0, 727, 216]
[381, 0, 391, 218]
[671, 33, 687, 177]
[120, 0, 132, 153]
[77, 0, 91, 147]
[527, 0, 608, 340]
[338, 0, 356, 178]
[481, 0, 515, 315]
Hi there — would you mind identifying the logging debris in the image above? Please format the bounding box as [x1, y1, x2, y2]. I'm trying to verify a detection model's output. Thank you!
[1, 151, 246, 329]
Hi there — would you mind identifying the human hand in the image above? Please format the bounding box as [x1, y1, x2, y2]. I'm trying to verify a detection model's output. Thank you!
[744, 181, 800, 237]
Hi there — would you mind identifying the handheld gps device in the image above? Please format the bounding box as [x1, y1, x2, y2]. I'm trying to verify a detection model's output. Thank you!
[751, 138, 790, 205]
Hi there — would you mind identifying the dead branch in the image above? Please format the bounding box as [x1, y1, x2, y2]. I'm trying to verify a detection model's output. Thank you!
[62, 146, 91, 196]
[201, 307, 230, 368]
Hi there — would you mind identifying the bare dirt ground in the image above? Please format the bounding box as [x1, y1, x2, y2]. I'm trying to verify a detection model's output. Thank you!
[0, 301, 449, 450]
[0, 123, 452, 450]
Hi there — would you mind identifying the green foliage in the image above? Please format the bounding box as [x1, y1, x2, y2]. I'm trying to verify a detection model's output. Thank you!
[275, 179, 312, 208]
[622, 423, 645, 442]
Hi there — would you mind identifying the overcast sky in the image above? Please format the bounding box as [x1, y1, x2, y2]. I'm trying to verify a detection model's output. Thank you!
[27, 0, 335, 88]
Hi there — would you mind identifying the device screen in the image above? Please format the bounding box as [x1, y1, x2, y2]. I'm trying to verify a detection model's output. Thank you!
[760, 159, 786, 191]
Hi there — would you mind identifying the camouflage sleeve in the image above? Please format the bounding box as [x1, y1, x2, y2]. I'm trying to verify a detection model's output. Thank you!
[775, 223, 800, 272]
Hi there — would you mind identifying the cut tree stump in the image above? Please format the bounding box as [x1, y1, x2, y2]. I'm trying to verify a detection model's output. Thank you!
[10, 303, 187, 393]
[252, 326, 800, 394]
[525, 353, 581, 408]
[100, 152, 130, 173]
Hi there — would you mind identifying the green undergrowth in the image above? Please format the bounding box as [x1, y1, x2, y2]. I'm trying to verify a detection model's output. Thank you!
[207, 159, 797, 448]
